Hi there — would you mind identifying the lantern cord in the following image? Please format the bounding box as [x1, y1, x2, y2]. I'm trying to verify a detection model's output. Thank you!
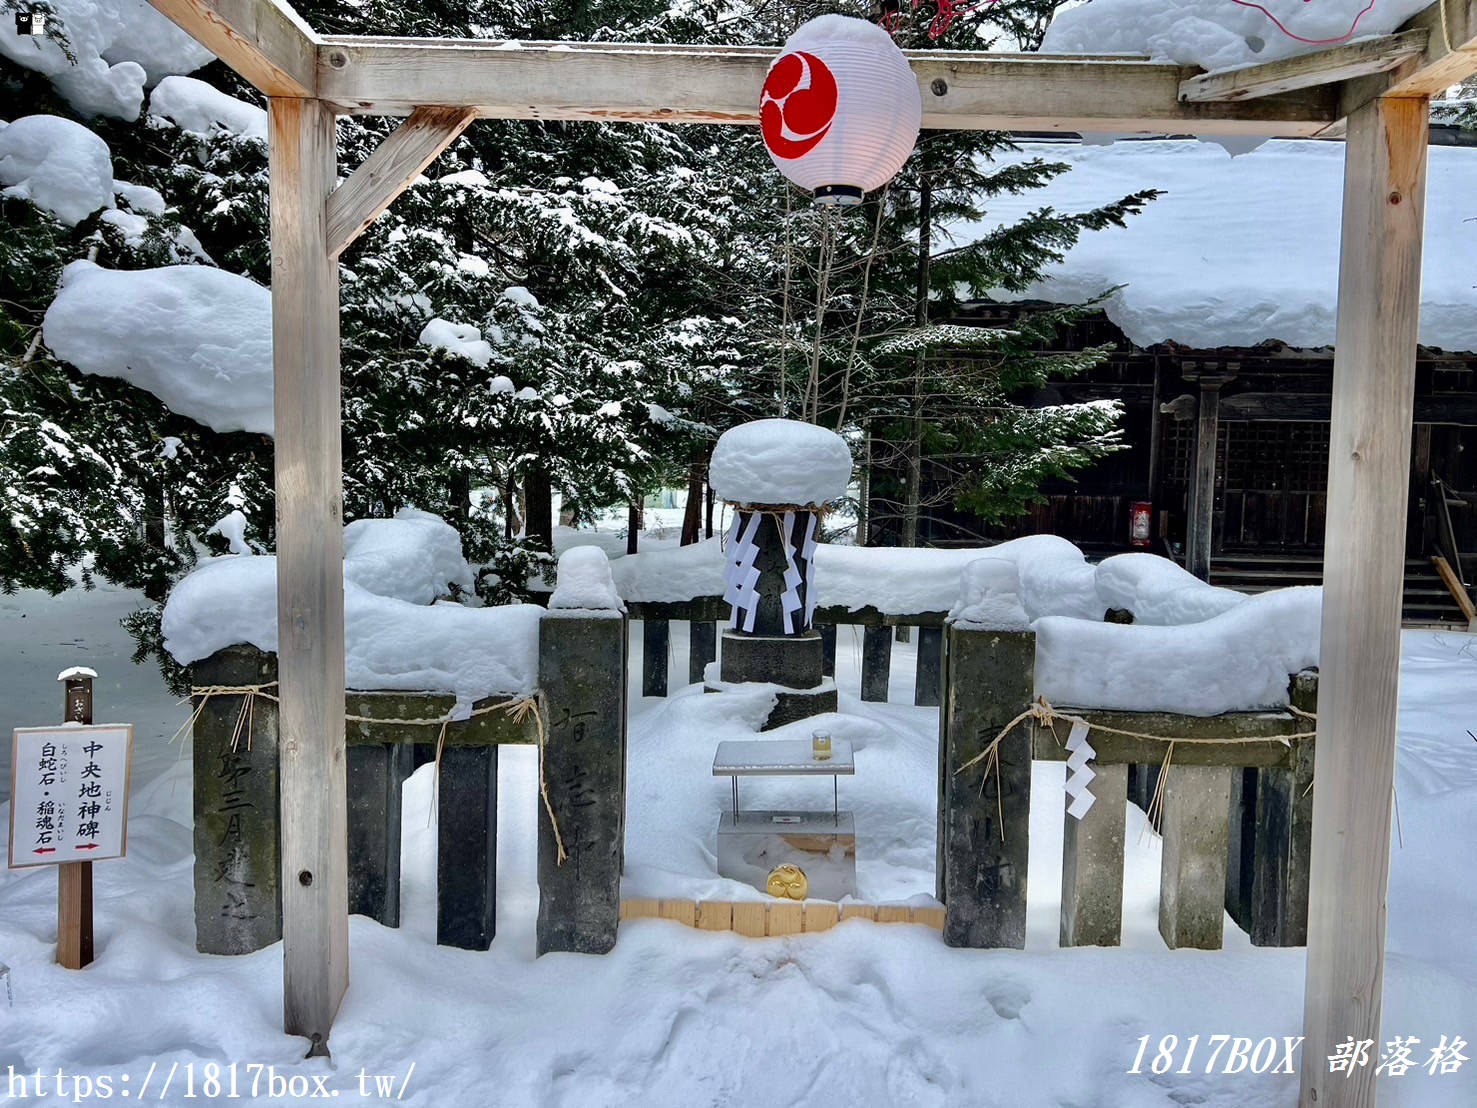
[806, 205, 839, 423]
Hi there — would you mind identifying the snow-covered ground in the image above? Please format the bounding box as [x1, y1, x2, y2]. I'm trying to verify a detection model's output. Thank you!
[2, 590, 1474, 1106]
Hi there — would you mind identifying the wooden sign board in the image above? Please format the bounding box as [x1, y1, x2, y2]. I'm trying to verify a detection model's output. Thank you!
[8, 725, 132, 868]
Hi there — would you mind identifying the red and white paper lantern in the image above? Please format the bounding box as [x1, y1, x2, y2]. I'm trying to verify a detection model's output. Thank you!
[760, 14, 922, 205]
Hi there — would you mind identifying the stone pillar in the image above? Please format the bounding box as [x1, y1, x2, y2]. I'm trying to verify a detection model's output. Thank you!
[715, 510, 834, 727]
[346, 741, 413, 927]
[437, 744, 498, 950]
[537, 609, 627, 956]
[938, 625, 1034, 948]
[1060, 763, 1127, 947]
[1158, 764, 1234, 950]
[192, 645, 282, 955]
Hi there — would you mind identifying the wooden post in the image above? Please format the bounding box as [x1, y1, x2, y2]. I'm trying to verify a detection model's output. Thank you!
[57, 671, 94, 969]
[860, 624, 891, 702]
[268, 96, 348, 1053]
[1300, 94, 1429, 1108]
[1183, 365, 1235, 581]
[688, 620, 716, 686]
[913, 624, 943, 707]
[641, 618, 669, 697]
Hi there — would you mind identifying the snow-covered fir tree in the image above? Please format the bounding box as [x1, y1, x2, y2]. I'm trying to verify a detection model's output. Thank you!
[1, 0, 1150, 626]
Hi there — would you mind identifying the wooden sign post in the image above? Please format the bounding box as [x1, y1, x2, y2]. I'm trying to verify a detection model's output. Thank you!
[6, 668, 132, 969]
[60, 669, 95, 968]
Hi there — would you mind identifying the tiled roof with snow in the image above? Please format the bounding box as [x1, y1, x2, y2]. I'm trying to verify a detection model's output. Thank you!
[952, 137, 1477, 352]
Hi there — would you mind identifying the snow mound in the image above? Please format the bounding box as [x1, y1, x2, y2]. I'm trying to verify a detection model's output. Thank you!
[1095, 552, 1245, 624]
[816, 534, 1102, 619]
[550, 545, 624, 611]
[1, 0, 214, 119]
[419, 318, 494, 367]
[611, 532, 1104, 618]
[610, 537, 726, 603]
[342, 508, 476, 605]
[0, 115, 113, 225]
[149, 76, 267, 140]
[709, 419, 853, 507]
[1034, 586, 1321, 715]
[1042, 0, 1428, 71]
[955, 138, 1477, 352]
[949, 558, 1031, 630]
[163, 515, 541, 705]
[42, 261, 273, 436]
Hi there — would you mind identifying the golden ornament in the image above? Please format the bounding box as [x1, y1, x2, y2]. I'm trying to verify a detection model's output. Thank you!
[766, 863, 808, 900]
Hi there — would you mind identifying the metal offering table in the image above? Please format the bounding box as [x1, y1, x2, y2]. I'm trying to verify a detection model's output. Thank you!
[711, 738, 857, 900]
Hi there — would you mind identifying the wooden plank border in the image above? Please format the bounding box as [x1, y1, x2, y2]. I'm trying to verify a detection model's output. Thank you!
[619, 899, 946, 937]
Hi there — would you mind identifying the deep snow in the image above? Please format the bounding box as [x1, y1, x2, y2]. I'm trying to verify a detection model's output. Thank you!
[2, 586, 1474, 1106]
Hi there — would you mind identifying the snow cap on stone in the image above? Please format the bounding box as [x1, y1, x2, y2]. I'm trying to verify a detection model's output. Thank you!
[550, 545, 625, 611]
[0, 115, 114, 225]
[42, 261, 273, 436]
[948, 558, 1030, 631]
[708, 418, 852, 507]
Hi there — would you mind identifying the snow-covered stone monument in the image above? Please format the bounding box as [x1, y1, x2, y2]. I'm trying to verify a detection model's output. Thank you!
[706, 418, 851, 729]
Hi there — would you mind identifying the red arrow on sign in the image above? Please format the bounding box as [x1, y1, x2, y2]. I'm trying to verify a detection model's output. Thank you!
[75, 843, 99, 850]
[33, 847, 56, 854]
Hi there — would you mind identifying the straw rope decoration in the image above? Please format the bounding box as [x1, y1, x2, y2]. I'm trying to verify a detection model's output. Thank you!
[953, 696, 1319, 843]
[174, 681, 567, 865]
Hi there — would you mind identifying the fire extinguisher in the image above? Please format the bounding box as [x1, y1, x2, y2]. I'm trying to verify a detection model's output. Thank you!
[1129, 501, 1152, 548]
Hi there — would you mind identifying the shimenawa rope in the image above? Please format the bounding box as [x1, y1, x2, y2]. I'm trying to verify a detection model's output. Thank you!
[178, 681, 567, 865]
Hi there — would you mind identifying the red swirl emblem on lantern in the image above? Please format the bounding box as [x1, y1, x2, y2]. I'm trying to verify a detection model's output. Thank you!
[758, 15, 922, 206]
[760, 52, 838, 161]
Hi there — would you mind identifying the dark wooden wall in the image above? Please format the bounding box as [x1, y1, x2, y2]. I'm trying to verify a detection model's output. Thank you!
[903, 304, 1477, 559]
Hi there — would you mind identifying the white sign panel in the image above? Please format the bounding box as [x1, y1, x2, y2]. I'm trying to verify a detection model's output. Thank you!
[8, 725, 132, 868]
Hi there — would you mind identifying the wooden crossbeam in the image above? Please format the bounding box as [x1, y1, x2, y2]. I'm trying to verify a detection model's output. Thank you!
[1384, 0, 1477, 96]
[146, 0, 317, 98]
[316, 39, 1338, 136]
[325, 106, 477, 257]
[1179, 31, 1429, 103]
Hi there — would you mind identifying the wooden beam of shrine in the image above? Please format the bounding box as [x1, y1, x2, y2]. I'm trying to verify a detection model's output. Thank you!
[315, 38, 1339, 136]
[1382, 0, 1477, 96]
[1220, 391, 1477, 425]
[1178, 30, 1428, 103]
[325, 105, 478, 257]
[146, 0, 317, 98]
[1299, 93, 1430, 1108]
[268, 95, 349, 1049]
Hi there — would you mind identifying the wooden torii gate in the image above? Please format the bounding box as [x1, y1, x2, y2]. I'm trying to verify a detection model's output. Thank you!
[141, 0, 1477, 1100]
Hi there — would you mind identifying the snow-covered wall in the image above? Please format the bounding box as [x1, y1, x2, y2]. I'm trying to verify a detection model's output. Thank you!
[1034, 587, 1321, 715]
[164, 511, 539, 706]
[952, 138, 1477, 352]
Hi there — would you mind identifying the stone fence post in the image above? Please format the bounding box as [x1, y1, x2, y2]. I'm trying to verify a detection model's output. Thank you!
[536, 548, 629, 956]
[937, 622, 1035, 948]
[192, 645, 282, 955]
